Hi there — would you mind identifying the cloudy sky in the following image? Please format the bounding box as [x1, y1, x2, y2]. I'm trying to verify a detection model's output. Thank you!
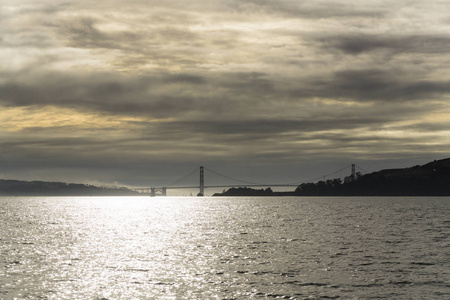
[1, 0, 449, 191]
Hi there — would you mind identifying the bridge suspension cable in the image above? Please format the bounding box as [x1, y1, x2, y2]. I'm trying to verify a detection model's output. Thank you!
[319, 164, 353, 180]
[286, 164, 353, 185]
[204, 167, 270, 186]
[146, 163, 371, 194]
[355, 165, 369, 174]
[166, 167, 199, 187]
[205, 164, 356, 187]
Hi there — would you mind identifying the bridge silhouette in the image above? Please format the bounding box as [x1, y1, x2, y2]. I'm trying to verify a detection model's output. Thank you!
[134, 164, 367, 196]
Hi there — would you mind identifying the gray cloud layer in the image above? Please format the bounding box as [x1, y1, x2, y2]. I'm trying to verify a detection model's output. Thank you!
[0, 0, 449, 188]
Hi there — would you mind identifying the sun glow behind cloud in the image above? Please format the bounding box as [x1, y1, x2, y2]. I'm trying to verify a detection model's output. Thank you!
[0, 106, 144, 132]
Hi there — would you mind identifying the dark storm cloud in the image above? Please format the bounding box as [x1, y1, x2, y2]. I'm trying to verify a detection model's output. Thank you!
[59, 16, 199, 51]
[272, 67, 450, 104]
[0, 71, 202, 117]
[1, 66, 449, 121]
[61, 17, 130, 49]
[153, 118, 383, 138]
[321, 69, 450, 102]
[319, 34, 450, 55]
[0, 70, 277, 119]
[222, 0, 387, 19]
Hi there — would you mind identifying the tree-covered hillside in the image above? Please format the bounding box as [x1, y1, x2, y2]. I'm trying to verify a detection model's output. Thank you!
[295, 158, 450, 196]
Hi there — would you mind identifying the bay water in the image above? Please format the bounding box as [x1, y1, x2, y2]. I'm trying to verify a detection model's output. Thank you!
[1, 196, 449, 299]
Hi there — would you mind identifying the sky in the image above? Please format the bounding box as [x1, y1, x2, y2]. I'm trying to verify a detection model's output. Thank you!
[1, 0, 449, 192]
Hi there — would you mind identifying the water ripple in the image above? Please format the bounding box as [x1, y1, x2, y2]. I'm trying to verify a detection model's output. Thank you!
[0, 196, 449, 299]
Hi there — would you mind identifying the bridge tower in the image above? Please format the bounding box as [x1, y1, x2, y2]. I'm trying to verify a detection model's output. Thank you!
[198, 166, 204, 196]
[351, 164, 356, 180]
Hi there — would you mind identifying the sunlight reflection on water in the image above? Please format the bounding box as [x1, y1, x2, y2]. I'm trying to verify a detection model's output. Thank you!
[1, 196, 449, 299]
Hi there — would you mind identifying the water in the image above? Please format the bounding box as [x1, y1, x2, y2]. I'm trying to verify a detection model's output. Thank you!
[0, 196, 449, 299]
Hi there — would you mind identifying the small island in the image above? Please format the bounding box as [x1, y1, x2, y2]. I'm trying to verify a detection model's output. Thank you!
[214, 158, 450, 196]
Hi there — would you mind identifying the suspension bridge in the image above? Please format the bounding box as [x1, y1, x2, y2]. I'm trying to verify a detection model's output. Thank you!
[134, 164, 368, 196]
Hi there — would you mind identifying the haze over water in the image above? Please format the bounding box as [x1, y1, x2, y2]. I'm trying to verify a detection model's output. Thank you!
[1, 196, 449, 299]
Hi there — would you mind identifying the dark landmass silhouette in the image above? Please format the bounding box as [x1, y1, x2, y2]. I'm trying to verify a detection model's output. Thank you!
[0, 180, 139, 196]
[214, 187, 296, 197]
[214, 158, 450, 196]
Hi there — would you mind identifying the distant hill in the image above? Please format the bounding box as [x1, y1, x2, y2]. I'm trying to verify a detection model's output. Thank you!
[0, 179, 140, 196]
[214, 158, 450, 196]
